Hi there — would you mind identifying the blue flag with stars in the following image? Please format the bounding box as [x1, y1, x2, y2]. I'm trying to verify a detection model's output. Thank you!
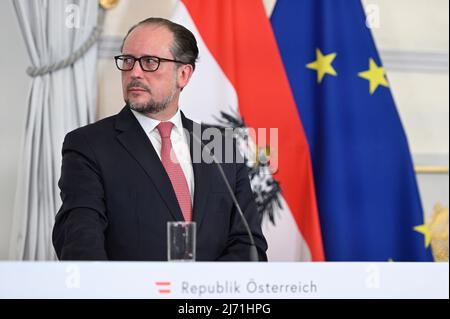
[271, 0, 433, 261]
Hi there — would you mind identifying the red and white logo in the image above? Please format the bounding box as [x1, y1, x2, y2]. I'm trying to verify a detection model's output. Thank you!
[155, 281, 172, 294]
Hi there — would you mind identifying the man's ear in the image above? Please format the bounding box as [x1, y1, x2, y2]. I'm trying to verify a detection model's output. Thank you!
[177, 64, 194, 89]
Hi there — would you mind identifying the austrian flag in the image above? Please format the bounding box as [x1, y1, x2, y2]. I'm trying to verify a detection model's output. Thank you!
[172, 0, 324, 261]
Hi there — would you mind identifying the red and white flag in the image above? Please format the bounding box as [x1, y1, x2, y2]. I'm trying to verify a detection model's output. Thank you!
[172, 0, 324, 261]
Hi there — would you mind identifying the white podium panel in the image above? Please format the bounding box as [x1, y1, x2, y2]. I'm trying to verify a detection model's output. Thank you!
[0, 262, 447, 299]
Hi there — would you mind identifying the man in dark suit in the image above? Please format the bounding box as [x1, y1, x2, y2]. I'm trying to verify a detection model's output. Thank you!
[52, 17, 267, 261]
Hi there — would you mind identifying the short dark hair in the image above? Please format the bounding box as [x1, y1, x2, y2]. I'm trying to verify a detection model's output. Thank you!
[121, 17, 199, 71]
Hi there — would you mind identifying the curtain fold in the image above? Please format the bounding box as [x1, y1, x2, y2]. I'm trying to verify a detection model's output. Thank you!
[9, 0, 99, 260]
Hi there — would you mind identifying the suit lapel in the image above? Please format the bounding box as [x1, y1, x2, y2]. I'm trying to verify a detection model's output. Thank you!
[115, 106, 184, 221]
[181, 112, 211, 232]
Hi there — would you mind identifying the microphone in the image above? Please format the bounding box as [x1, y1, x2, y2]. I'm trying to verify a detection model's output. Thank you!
[190, 130, 259, 262]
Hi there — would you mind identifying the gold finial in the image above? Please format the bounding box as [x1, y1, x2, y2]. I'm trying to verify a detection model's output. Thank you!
[429, 204, 449, 262]
[99, 0, 119, 10]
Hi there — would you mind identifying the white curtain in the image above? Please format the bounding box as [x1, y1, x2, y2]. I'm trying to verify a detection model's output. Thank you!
[9, 0, 100, 260]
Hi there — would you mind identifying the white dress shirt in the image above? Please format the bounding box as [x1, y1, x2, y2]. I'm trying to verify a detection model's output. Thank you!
[131, 108, 195, 204]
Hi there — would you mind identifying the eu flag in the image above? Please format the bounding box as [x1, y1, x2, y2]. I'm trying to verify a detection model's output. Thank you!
[271, 0, 433, 261]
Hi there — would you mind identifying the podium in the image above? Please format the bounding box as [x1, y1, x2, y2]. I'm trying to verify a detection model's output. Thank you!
[0, 262, 447, 299]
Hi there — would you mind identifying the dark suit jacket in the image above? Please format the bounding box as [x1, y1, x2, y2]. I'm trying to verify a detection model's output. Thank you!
[52, 106, 267, 261]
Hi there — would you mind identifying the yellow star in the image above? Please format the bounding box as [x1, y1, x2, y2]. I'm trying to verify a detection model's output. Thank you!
[414, 224, 431, 248]
[306, 49, 338, 83]
[358, 58, 389, 94]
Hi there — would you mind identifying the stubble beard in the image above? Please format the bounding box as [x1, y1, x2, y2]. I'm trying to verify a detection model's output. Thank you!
[127, 86, 177, 115]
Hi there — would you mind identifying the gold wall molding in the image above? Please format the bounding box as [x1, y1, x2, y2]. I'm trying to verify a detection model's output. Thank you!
[415, 166, 449, 174]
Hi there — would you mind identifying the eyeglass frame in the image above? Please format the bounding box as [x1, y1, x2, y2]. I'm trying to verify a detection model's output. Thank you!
[114, 54, 188, 72]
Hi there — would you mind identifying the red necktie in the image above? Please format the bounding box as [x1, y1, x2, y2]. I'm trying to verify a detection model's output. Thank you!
[156, 122, 192, 222]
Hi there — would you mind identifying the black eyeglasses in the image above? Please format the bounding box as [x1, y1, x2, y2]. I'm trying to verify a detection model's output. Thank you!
[114, 55, 187, 72]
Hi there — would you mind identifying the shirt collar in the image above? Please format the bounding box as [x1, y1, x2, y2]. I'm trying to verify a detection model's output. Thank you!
[131, 107, 184, 136]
